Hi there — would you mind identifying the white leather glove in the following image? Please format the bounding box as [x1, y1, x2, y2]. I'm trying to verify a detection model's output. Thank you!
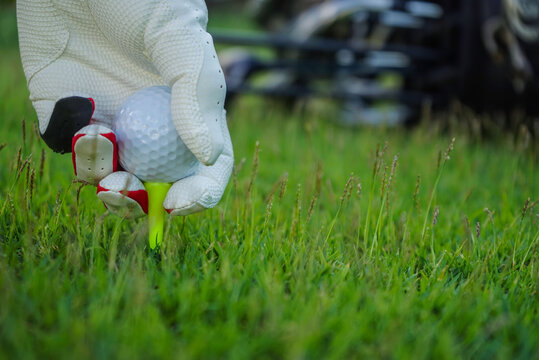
[18, 0, 233, 216]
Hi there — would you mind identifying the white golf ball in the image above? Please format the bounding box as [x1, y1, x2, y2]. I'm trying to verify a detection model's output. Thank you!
[113, 86, 199, 183]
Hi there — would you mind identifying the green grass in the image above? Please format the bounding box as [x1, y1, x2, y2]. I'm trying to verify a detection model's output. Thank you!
[1, 10, 538, 360]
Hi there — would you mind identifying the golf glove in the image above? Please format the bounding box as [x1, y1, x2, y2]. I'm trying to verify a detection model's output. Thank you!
[17, 0, 234, 216]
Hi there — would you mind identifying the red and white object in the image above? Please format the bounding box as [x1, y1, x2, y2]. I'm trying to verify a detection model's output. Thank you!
[72, 124, 118, 185]
[97, 172, 148, 218]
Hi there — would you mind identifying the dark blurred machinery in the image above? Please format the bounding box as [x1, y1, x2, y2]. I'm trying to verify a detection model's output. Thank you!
[211, 0, 539, 125]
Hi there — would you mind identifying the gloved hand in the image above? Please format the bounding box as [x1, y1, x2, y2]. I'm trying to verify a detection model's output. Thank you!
[17, 0, 233, 217]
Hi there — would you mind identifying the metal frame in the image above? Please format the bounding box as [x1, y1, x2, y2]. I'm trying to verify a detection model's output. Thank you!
[211, 0, 539, 125]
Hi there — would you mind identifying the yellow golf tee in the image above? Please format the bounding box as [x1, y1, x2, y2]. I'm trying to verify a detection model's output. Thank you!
[146, 182, 172, 250]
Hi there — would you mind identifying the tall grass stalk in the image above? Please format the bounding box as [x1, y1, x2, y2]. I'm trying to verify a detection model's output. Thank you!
[363, 142, 387, 251]
[421, 138, 455, 239]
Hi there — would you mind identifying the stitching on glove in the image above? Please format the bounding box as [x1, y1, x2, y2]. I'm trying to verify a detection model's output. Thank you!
[84, 0, 116, 50]
[23, 1, 70, 84]
[146, 1, 212, 162]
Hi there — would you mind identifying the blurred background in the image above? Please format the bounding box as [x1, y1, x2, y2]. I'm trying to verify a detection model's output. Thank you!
[206, 0, 539, 132]
[1, 0, 538, 134]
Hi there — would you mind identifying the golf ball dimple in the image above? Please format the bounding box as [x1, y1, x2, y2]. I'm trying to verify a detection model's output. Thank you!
[113, 86, 199, 183]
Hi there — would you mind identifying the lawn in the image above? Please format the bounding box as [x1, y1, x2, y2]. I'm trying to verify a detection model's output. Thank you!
[0, 5, 538, 360]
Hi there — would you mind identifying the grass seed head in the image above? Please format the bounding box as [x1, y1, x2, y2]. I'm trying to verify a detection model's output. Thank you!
[16, 154, 32, 182]
[235, 158, 246, 174]
[387, 154, 399, 190]
[377, 141, 389, 176]
[444, 137, 456, 162]
[263, 193, 274, 228]
[29, 168, 35, 204]
[413, 175, 421, 212]
[346, 174, 355, 203]
[14, 146, 22, 172]
[340, 172, 354, 207]
[385, 155, 398, 212]
[25, 159, 32, 188]
[484, 208, 495, 224]
[381, 141, 388, 158]
[294, 184, 302, 222]
[279, 173, 289, 201]
[521, 197, 531, 218]
[39, 149, 46, 179]
[21, 117, 26, 147]
[306, 193, 318, 224]
[372, 141, 388, 179]
[372, 143, 381, 178]
[7, 194, 15, 215]
[33, 121, 40, 139]
[528, 200, 538, 214]
[380, 165, 388, 199]
[289, 184, 302, 240]
[54, 189, 62, 218]
[432, 207, 439, 226]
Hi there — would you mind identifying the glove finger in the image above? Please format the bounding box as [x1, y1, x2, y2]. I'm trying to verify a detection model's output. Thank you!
[164, 110, 234, 217]
[163, 175, 218, 216]
[168, 34, 226, 166]
[73, 124, 118, 185]
[97, 171, 147, 218]
[141, 1, 226, 165]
